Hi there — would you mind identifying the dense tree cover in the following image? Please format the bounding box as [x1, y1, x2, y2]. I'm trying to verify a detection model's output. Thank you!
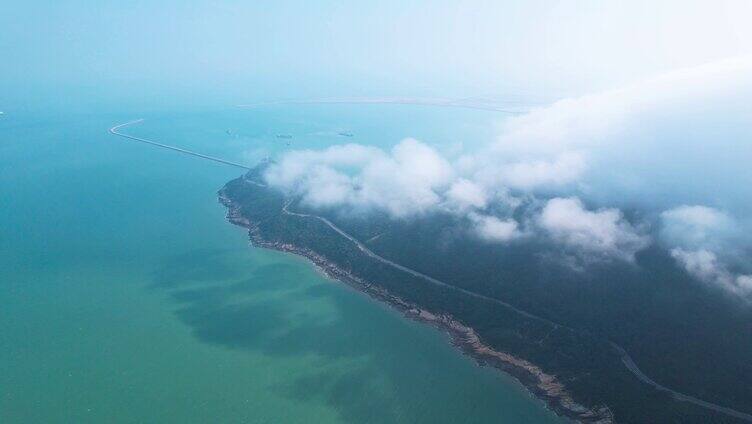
[222, 171, 751, 423]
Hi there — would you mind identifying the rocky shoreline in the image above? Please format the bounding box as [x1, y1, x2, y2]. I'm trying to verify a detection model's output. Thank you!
[219, 189, 613, 424]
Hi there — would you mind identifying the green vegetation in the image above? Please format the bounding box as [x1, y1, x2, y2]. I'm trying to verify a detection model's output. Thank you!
[222, 169, 751, 423]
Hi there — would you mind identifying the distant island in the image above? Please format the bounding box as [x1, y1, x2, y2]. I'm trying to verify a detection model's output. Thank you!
[220, 164, 752, 424]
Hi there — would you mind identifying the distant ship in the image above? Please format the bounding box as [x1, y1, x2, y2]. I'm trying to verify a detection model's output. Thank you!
[338, 132, 354, 137]
[276, 134, 293, 139]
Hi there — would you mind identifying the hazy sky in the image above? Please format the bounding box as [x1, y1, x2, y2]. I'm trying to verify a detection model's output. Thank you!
[2, 0, 751, 109]
[2, 1, 750, 294]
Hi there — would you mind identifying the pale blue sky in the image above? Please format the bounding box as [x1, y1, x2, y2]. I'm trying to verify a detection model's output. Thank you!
[2, 0, 751, 109]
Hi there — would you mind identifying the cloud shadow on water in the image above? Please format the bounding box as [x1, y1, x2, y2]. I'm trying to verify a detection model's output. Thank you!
[151, 248, 420, 422]
[150, 247, 538, 424]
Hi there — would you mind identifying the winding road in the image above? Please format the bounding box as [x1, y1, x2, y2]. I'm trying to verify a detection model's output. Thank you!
[282, 200, 563, 329]
[281, 199, 752, 422]
[109, 119, 752, 422]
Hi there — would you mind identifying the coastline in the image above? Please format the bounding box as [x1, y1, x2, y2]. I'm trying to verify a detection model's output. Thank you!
[218, 189, 613, 424]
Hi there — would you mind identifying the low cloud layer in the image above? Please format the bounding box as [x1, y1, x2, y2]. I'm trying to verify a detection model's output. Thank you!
[671, 249, 752, 297]
[264, 140, 453, 218]
[263, 138, 648, 262]
[491, 56, 752, 214]
[538, 198, 649, 262]
[493, 56, 752, 157]
[262, 57, 752, 288]
[661, 205, 751, 297]
[468, 212, 521, 242]
[660, 205, 732, 250]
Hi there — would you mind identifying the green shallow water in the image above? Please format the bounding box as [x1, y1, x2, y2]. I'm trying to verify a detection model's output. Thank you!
[0, 107, 565, 423]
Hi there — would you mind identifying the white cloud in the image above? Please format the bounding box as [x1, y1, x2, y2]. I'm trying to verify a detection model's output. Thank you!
[660, 205, 732, 248]
[445, 179, 488, 210]
[471, 152, 586, 191]
[738, 275, 752, 294]
[671, 248, 752, 297]
[494, 56, 752, 157]
[488, 56, 752, 215]
[662, 205, 730, 229]
[469, 213, 521, 242]
[661, 205, 752, 298]
[264, 143, 380, 190]
[537, 197, 649, 262]
[264, 138, 454, 218]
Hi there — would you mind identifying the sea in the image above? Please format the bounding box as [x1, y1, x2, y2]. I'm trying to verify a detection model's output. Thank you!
[0, 104, 565, 423]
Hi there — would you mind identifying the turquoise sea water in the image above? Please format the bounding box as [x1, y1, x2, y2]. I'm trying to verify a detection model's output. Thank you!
[0, 106, 564, 423]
